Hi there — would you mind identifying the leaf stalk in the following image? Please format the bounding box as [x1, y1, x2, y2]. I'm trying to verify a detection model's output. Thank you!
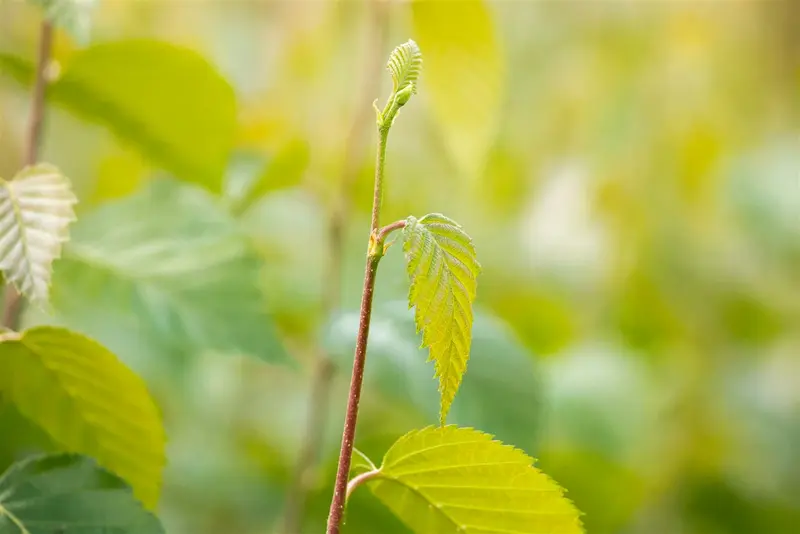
[345, 469, 382, 502]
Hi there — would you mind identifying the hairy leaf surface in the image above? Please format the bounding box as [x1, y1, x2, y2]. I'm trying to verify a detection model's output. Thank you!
[364, 426, 584, 534]
[0, 40, 236, 192]
[0, 164, 77, 304]
[388, 39, 423, 95]
[402, 214, 480, 424]
[0, 453, 164, 533]
[49, 179, 288, 365]
[0, 327, 166, 510]
[30, 0, 97, 44]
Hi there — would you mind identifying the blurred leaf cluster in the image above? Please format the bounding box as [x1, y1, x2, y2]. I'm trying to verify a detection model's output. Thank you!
[0, 1, 797, 533]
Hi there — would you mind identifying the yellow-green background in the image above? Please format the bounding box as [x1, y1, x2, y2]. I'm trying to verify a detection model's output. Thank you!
[0, 1, 798, 533]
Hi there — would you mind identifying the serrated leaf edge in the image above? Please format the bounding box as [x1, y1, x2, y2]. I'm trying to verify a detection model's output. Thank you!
[372, 426, 585, 533]
[402, 214, 480, 426]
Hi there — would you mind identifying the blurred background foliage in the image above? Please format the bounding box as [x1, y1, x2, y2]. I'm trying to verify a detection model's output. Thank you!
[0, 1, 798, 533]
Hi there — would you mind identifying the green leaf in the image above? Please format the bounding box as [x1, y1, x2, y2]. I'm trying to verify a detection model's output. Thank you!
[411, 0, 504, 179]
[325, 302, 543, 451]
[0, 40, 236, 192]
[231, 139, 311, 214]
[360, 426, 584, 534]
[0, 453, 164, 533]
[387, 39, 423, 95]
[0, 327, 166, 510]
[0, 164, 77, 304]
[350, 448, 377, 477]
[47, 178, 288, 365]
[402, 214, 480, 424]
[30, 0, 98, 45]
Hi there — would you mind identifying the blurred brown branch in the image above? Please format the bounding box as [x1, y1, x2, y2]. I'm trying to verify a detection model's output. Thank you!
[1, 19, 53, 330]
[278, 2, 389, 532]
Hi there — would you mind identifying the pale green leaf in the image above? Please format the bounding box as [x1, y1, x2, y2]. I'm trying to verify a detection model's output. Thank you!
[403, 214, 480, 424]
[0, 164, 77, 304]
[0, 327, 166, 510]
[0, 453, 164, 534]
[387, 39, 423, 95]
[363, 426, 584, 534]
[411, 0, 504, 179]
[325, 302, 543, 450]
[0, 40, 236, 192]
[30, 0, 98, 45]
[46, 179, 289, 365]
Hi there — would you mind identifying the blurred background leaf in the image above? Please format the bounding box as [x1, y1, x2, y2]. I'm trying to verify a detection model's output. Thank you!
[25, 178, 290, 375]
[0, 327, 166, 509]
[0, 39, 236, 193]
[411, 0, 504, 182]
[0, 453, 165, 534]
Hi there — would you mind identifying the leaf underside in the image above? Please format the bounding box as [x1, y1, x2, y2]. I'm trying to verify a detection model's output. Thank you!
[0, 164, 77, 304]
[0, 453, 164, 534]
[0, 327, 166, 510]
[368, 426, 584, 534]
[402, 214, 480, 424]
[30, 0, 97, 45]
[388, 39, 423, 94]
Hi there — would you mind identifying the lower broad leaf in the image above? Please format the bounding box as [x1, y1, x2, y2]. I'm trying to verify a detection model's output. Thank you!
[360, 426, 584, 534]
[0, 453, 164, 534]
[0, 327, 166, 510]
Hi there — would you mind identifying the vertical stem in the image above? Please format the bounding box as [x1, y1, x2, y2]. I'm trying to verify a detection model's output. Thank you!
[326, 99, 393, 534]
[370, 128, 389, 233]
[2, 20, 54, 330]
[325, 252, 380, 534]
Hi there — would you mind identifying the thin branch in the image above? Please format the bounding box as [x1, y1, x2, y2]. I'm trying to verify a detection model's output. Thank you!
[2, 20, 54, 330]
[369, 127, 390, 233]
[326, 251, 380, 534]
[279, 4, 389, 532]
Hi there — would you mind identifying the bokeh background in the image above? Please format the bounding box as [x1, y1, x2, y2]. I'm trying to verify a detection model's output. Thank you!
[0, 1, 798, 533]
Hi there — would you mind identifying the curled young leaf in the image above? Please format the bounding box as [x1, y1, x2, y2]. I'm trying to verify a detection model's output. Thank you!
[387, 39, 423, 96]
[0, 164, 77, 304]
[402, 214, 480, 424]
